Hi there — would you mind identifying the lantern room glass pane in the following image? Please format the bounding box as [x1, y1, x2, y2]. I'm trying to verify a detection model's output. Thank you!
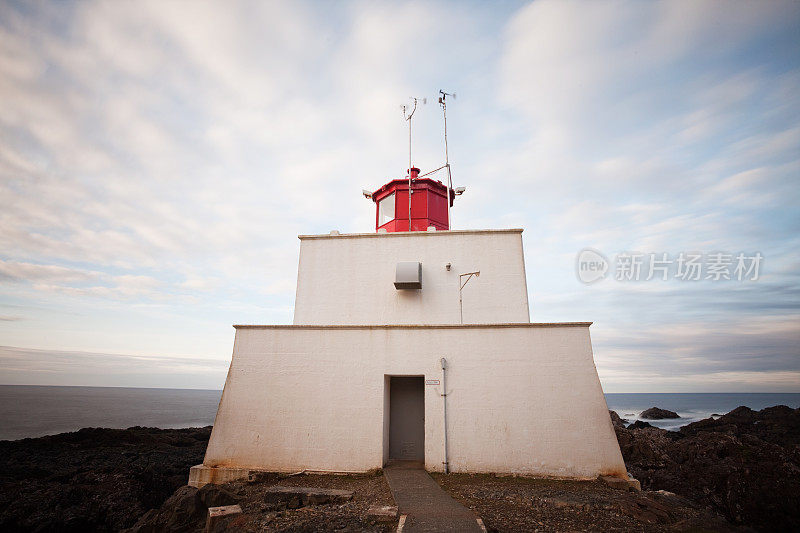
[379, 192, 395, 225]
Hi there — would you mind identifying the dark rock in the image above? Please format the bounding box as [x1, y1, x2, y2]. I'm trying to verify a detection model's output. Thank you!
[197, 483, 239, 508]
[615, 405, 800, 531]
[124, 508, 158, 533]
[609, 410, 626, 429]
[124, 485, 205, 533]
[0, 426, 211, 532]
[161, 486, 205, 532]
[627, 420, 653, 429]
[640, 407, 680, 419]
[615, 494, 674, 524]
[681, 404, 800, 447]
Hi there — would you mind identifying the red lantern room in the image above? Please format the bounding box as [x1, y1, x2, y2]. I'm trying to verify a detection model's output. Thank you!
[367, 168, 455, 232]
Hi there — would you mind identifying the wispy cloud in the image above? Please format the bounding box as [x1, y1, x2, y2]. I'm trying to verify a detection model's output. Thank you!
[0, 345, 227, 388]
[0, 0, 797, 390]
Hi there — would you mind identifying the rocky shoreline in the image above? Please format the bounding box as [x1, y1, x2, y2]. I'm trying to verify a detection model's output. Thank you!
[0, 426, 211, 531]
[612, 405, 800, 531]
[0, 406, 797, 531]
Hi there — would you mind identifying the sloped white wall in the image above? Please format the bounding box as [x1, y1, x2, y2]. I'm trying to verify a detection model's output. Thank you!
[293, 229, 530, 325]
[203, 324, 626, 479]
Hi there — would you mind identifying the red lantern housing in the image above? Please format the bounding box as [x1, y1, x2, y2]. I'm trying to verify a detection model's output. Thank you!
[369, 168, 454, 232]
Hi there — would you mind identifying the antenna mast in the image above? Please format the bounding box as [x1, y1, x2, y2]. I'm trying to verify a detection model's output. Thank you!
[403, 96, 425, 230]
[439, 90, 456, 229]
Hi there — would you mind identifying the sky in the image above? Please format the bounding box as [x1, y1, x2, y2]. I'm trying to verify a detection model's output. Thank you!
[0, 0, 798, 392]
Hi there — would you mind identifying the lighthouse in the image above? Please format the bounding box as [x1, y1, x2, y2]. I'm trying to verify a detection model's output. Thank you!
[366, 168, 454, 232]
[188, 126, 628, 488]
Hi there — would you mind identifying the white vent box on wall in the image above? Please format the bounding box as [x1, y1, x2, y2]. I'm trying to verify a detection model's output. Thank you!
[395, 262, 422, 289]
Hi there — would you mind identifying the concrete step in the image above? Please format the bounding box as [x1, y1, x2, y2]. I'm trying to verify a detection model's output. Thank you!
[263, 486, 354, 508]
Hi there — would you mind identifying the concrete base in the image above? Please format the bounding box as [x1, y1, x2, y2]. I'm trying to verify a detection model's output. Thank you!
[600, 475, 641, 492]
[367, 505, 398, 522]
[188, 464, 372, 488]
[189, 465, 253, 488]
[263, 486, 354, 508]
[205, 504, 242, 533]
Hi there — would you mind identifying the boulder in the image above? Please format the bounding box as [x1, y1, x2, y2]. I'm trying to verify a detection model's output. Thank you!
[681, 405, 800, 447]
[123, 509, 158, 533]
[123, 485, 205, 533]
[640, 407, 679, 419]
[163, 486, 206, 532]
[615, 405, 800, 531]
[126, 483, 242, 533]
[609, 410, 626, 429]
[197, 484, 239, 509]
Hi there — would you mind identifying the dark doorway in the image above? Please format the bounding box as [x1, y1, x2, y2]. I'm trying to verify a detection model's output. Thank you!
[389, 376, 425, 461]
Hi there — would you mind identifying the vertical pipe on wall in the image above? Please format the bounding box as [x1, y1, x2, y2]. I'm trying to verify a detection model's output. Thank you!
[440, 357, 449, 474]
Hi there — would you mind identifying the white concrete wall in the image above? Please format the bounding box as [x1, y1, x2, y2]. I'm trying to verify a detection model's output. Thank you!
[203, 324, 626, 479]
[293, 229, 530, 325]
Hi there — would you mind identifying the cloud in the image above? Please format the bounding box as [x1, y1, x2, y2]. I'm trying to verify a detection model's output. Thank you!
[0, 259, 169, 300]
[0, 0, 797, 390]
[0, 260, 102, 283]
[492, 0, 800, 392]
[591, 310, 800, 392]
[500, 1, 799, 124]
[0, 345, 227, 388]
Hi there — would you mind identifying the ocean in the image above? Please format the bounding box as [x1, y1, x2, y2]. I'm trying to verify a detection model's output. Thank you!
[604, 392, 800, 431]
[0, 385, 798, 441]
[0, 385, 222, 441]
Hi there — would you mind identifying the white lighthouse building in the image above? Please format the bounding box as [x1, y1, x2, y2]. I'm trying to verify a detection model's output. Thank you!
[189, 168, 628, 487]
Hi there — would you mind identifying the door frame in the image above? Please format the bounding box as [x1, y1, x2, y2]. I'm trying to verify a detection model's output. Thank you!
[383, 374, 425, 465]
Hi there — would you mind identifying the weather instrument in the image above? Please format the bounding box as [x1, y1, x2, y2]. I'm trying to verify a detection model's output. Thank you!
[361, 90, 466, 231]
[439, 90, 456, 227]
[403, 97, 426, 225]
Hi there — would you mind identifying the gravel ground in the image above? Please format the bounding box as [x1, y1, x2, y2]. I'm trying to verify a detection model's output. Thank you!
[433, 473, 745, 533]
[228, 472, 397, 532]
[125, 471, 399, 532]
[132, 471, 745, 532]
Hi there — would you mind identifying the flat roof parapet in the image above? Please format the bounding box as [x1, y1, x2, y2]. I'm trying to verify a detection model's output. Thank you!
[233, 322, 592, 329]
[298, 228, 524, 240]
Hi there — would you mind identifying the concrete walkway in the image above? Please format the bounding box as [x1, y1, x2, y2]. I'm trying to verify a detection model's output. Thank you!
[383, 461, 483, 533]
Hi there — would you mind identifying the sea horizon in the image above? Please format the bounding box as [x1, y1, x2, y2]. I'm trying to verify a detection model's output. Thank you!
[6, 382, 800, 394]
[1, 384, 798, 441]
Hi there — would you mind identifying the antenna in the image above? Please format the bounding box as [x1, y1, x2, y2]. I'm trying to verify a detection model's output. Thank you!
[402, 96, 426, 171]
[402, 96, 426, 230]
[439, 90, 456, 228]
